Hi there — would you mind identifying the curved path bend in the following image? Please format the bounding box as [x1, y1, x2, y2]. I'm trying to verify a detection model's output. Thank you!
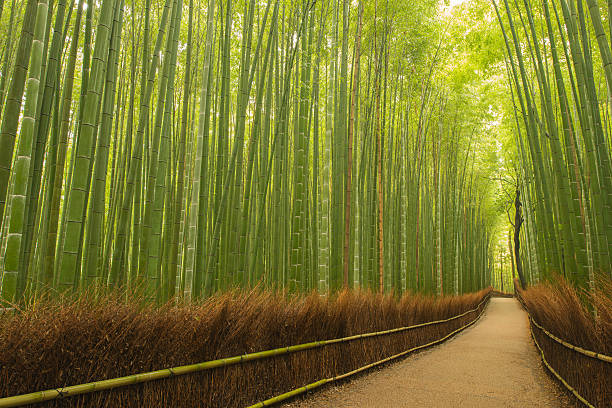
[284, 297, 573, 408]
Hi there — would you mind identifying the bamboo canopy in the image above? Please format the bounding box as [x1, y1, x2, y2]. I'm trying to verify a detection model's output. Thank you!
[0, 0, 498, 303]
[1, 0, 610, 303]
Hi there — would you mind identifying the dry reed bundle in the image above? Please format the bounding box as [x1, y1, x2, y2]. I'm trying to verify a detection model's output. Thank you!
[0, 288, 490, 407]
[517, 278, 611, 408]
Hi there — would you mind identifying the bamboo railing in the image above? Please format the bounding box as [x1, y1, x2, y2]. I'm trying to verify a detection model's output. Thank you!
[247, 295, 490, 407]
[0, 295, 490, 407]
[515, 292, 611, 408]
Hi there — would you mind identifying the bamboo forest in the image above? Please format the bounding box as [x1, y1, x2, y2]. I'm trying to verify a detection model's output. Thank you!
[0, 0, 610, 406]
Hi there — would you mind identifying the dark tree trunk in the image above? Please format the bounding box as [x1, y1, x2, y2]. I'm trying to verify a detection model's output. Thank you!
[514, 189, 527, 290]
[508, 228, 516, 280]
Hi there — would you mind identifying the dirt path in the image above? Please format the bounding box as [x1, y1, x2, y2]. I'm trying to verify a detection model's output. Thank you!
[284, 298, 573, 408]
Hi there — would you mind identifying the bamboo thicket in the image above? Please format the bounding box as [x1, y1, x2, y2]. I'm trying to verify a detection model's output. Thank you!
[0, 0, 494, 303]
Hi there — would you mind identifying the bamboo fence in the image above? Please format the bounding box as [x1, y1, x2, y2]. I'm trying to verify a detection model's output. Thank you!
[0, 295, 490, 407]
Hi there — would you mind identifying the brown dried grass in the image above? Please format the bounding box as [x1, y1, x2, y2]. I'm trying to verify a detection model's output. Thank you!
[516, 277, 612, 408]
[0, 288, 490, 407]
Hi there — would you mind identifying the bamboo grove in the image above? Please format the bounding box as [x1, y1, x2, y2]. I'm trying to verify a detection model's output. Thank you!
[493, 0, 612, 290]
[0, 0, 494, 304]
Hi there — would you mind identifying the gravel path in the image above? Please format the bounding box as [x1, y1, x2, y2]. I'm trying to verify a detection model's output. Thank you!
[284, 297, 573, 407]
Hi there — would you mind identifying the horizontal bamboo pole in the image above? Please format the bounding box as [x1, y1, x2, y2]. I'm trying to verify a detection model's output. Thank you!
[529, 321, 595, 408]
[516, 294, 611, 363]
[0, 294, 490, 408]
[529, 316, 612, 363]
[247, 296, 490, 407]
[246, 379, 332, 407]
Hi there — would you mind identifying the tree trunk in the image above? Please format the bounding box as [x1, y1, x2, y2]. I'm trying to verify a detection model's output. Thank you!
[514, 189, 527, 290]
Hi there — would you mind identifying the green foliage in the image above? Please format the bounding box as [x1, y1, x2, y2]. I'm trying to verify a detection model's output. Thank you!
[0, 0, 519, 303]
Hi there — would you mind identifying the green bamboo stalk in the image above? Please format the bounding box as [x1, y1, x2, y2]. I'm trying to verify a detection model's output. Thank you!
[57, 0, 119, 290]
[109, 0, 174, 286]
[147, 0, 182, 301]
[0, 0, 37, 220]
[168, 0, 193, 300]
[0, 0, 49, 301]
[190, 0, 217, 298]
[83, 0, 124, 286]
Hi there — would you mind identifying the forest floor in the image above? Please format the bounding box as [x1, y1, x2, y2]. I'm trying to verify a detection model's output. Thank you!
[283, 298, 575, 407]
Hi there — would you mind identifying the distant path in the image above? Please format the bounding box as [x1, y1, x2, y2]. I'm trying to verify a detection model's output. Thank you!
[284, 298, 573, 408]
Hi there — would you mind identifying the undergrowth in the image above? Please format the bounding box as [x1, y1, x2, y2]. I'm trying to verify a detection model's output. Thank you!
[0, 288, 490, 407]
[517, 277, 611, 408]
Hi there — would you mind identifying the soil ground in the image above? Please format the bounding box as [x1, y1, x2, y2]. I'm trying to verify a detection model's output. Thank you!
[284, 297, 574, 407]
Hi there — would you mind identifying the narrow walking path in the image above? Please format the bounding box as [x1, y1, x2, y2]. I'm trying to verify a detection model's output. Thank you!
[284, 298, 574, 408]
